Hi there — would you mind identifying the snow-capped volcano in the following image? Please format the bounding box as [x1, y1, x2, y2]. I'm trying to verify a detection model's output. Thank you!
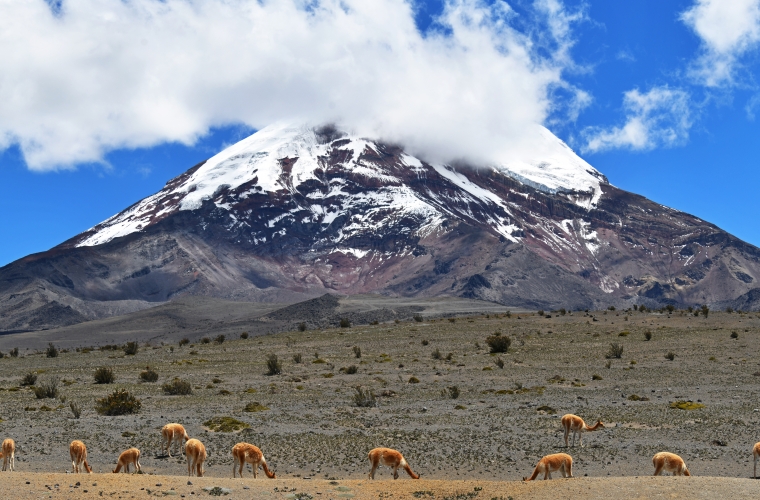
[75, 122, 607, 248]
[2, 122, 759, 332]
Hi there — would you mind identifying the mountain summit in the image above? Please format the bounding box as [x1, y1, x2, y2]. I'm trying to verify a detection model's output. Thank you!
[2, 123, 758, 331]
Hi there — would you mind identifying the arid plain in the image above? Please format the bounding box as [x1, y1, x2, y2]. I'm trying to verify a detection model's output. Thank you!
[1, 305, 760, 498]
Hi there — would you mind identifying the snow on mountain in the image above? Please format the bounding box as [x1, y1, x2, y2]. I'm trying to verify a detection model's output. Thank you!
[76, 122, 607, 248]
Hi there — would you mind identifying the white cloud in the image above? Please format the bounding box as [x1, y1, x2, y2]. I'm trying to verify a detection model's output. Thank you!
[581, 86, 692, 153]
[681, 0, 760, 87]
[0, 0, 582, 171]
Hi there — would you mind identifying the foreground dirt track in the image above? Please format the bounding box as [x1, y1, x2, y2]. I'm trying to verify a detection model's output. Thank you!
[1, 474, 759, 499]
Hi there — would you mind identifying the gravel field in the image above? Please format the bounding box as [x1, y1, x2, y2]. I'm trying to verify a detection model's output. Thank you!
[0, 308, 759, 489]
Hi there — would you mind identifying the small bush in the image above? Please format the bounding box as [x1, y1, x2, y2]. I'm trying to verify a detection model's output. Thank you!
[201, 337, 211, 344]
[670, 400, 704, 410]
[179, 338, 190, 346]
[353, 346, 361, 358]
[731, 331, 738, 339]
[266, 353, 282, 375]
[645, 331, 652, 341]
[701, 305, 709, 318]
[69, 401, 82, 419]
[162, 378, 193, 395]
[665, 352, 675, 361]
[204, 416, 250, 432]
[408, 376, 420, 384]
[592, 374, 603, 380]
[445, 386, 460, 399]
[485, 333, 510, 353]
[413, 314, 424, 322]
[9, 347, 19, 358]
[21, 371, 38, 386]
[339, 318, 351, 328]
[495, 357, 505, 369]
[240, 332, 249, 339]
[94, 367, 115, 384]
[666, 304, 675, 313]
[95, 388, 141, 415]
[298, 322, 307, 332]
[431, 348, 443, 360]
[139, 367, 159, 382]
[606, 343, 624, 359]
[292, 353, 302, 364]
[537, 310, 544, 316]
[46, 343, 59, 358]
[618, 331, 629, 337]
[726, 307, 734, 313]
[33, 377, 59, 399]
[244, 402, 269, 412]
[352, 387, 377, 407]
[344, 365, 359, 374]
[421, 339, 429, 346]
[123, 342, 139, 355]
[214, 334, 225, 344]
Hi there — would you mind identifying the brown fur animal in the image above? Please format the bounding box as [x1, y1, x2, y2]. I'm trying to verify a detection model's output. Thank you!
[367, 448, 419, 479]
[754, 442, 760, 478]
[185, 439, 207, 477]
[112, 448, 141, 473]
[69, 440, 92, 474]
[524, 453, 574, 481]
[2, 439, 15, 471]
[231, 442, 276, 478]
[561, 414, 604, 447]
[652, 452, 690, 476]
[161, 423, 190, 458]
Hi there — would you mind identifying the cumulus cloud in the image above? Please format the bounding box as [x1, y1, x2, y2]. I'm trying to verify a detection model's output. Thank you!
[0, 0, 582, 171]
[581, 86, 692, 153]
[681, 0, 760, 87]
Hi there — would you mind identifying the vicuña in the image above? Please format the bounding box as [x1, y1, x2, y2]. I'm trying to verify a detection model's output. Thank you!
[561, 414, 604, 448]
[113, 448, 141, 474]
[185, 438, 207, 477]
[232, 442, 276, 478]
[1, 439, 15, 472]
[652, 452, 690, 476]
[161, 423, 190, 458]
[524, 453, 574, 481]
[367, 447, 419, 479]
[69, 440, 92, 474]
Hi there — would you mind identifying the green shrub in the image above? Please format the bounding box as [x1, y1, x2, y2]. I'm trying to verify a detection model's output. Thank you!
[244, 402, 269, 412]
[139, 367, 159, 382]
[431, 348, 442, 360]
[266, 353, 282, 375]
[352, 387, 377, 407]
[413, 314, 424, 322]
[344, 365, 359, 374]
[292, 353, 302, 364]
[240, 332, 249, 339]
[9, 347, 18, 358]
[606, 343, 623, 359]
[201, 337, 211, 344]
[353, 346, 361, 358]
[204, 416, 250, 432]
[96, 389, 141, 415]
[21, 371, 38, 386]
[592, 374, 603, 380]
[298, 323, 307, 332]
[179, 338, 190, 346]
[32, 377, 59, 399]
[665, 352, 675, 361]
[94, 367, 115, 384]
[645, 331, 652, 341]
[408, 376, 420, 384]
[445, 386, 460, 399]
[670, 400, 704, 410]
[46, 343, 59, 358]
[162, 378, 192, 395]
[485, 332, 511, 353]
[731, 331, 738, 339]
[214, 334, 225, 344]
[339, 318, 351, 328]
[421, 339, 429, 346]
[123, 342, 139, 355]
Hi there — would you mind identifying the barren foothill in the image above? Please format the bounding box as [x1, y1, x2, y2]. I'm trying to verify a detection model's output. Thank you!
[0, 307, 759, 498]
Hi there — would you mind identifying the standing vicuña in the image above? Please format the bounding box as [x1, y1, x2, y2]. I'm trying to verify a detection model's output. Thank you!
[185, 439, 207, 477]
[70, 440, 92, 474]
[232, 442, 276, 478]
[523, 453, 573, 481]
[561, 414, 604, 447]
[367, 448, 419, 479]
[1, 439, 15, 471]
[754, 442, 760, 479]
[161, 423, 190, 458]
[113, 448, 141, 473]
[652, 452, 690, 476]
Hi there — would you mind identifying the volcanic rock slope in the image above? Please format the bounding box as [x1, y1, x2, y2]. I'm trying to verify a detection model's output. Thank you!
[2, 123, 759, 330]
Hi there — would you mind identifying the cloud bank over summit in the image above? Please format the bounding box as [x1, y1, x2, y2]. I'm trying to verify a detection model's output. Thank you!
[0, 0, 585, 171]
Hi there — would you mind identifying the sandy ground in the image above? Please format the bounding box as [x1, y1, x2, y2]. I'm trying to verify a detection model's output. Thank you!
[2, 474, 760, 499]
[0, 309, 760, 492]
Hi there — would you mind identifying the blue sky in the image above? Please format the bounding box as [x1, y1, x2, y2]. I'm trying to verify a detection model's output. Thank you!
[2, 0, 760, 267]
